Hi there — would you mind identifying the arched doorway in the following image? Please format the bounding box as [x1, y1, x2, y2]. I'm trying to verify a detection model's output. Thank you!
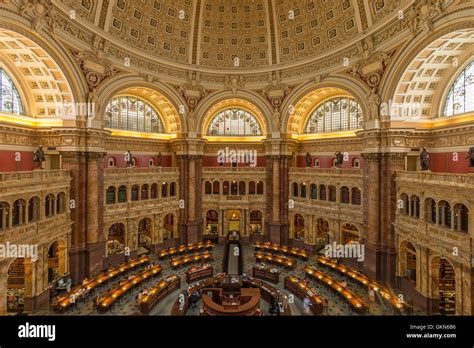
[205, 210, 218, 235]
[250, 210, 263, 235]
[315, 218, 330, 251]
[293, 214, 305, 240]
[7, 258, 25, 313]
[432, 257, 456, 315]
[163, 213, 175, 240]
[399, 241, 417, 284]
[107, 223, 126, 256]
[341, 223, 360, 244]
[47, 241, 60, 283]
[138, 218, 152, 253]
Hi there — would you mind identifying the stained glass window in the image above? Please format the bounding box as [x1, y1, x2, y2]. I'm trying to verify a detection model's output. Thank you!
[443, 61, 474, 117]
[207, 108, 263, 136]
[0, 68, 23, 115]
[104, 96, 165, 133]
[305, 96, 362, 133]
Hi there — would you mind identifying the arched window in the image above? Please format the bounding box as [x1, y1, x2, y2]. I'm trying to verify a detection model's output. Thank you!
[12, 200, 26, 226]
[340, 186, 349, 204]
[249, 181, 256, 195]
[300, 183, 307, 198]
[314, 159, 320, 167]
[131, 185, 139, 201]
[310, 184, 317, 199]
[425, 198, 436, 223]
[106, 186, 116, 204]
[118, 185, 127, 203]
[45, 194, 55, 217]
[207, 108, 263, 136]
[453, 204, 468, 233]
[231, 181, 238, 195]
[223, 181, 230, 195]
[212, 181, 220, 194]
[443, 60, 474, 117]
[351, 187, 361, 205]
[141, 184, 149, 200]
[328, 185, 337, 202]
[319, 185, 327, 200]
[410, 195, 420, 218]
[151, 184, 158, 199]
[161, 182, 168, 197]
[400, 193, 409, 215]
[205, 181, 212, 194]
[170, 182, 176, 196]
[256, 181, 264, 195]
[438, 201, 451, 227]
[28, 197, 40, 222]
[352, 158, 360, 168]
[104, 96, 165, 133]
[107, 157, 116, 167]
[305, 96, 363, 133]
[148, 158, 155, 167]
[0, 202, 10, 229]
[0, 68, 24, 115]
[56, 192, 66, 214]
[239, 181, 245, 195]
[292, 182, 299, 197]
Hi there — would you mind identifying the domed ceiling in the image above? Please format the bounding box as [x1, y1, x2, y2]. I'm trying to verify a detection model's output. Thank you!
[59, 0, 407, 71]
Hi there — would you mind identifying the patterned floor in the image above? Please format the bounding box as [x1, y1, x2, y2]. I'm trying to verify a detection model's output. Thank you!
[35, 243, 423, 316]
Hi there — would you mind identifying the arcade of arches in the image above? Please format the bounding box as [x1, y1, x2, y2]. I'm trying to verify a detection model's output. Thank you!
[0, 1, 473, 317]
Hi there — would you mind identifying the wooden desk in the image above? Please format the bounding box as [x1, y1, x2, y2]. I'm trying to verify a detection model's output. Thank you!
[170, 252, 213, 268]
[139, 275, 181, 314]
[252, 266, 280, 284]
[284, 276, 326, 315]
[254, 242, 309, 260]
[255, 252, 296, 269]
[304, 265, 368, 312]
[158, 241, 213, 259]
[315, 256, 406, 312]
[53, 256, 149, 312]
[243, 278, 291, 316]
[201, 288, 261, 316]
[97, 265, 162, 312]
[186, 265, 214, 283]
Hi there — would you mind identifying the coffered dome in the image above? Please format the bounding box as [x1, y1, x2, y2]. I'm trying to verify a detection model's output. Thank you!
[60, 0, 406, 71]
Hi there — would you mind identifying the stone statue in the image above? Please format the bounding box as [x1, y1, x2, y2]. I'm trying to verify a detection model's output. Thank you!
[126, 150, 133, 167]
[33, 145, 45, 168]
[368, 88, 381, 121]
[335, 151, 344, 168]
[420, 147, 430, 171]
[466, 147, 474, 167]
[305, 152, 312, 167]
[157, 152, 162, 167]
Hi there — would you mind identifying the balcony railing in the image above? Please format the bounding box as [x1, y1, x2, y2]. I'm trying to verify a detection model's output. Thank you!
[202, 167, 266, 173]
[289, 168, 363, 176]
[105, 167, 179, 175]
[0, 169, 70, 182]
[396, 171, 474, 187]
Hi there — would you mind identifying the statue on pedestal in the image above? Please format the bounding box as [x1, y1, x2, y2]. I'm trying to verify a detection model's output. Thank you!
[33, 145, 45, 168]
[335, 151, 344, 168]
[466, 147, 474, 167]
[420, 147, 430, 171]
[305, 152, 312, 167]
[126, 150, 133, 167]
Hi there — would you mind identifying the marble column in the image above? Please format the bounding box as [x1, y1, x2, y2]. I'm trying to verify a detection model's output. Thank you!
[62, 151, 105, 282]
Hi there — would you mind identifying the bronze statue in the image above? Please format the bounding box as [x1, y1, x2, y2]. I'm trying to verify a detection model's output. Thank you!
[33, 145, 45, 168]
[420, 147, 430, 171]
[305, 152, 312, 167]
[466, 147, 474, 167]
[157, 152, 162, 166]
[335, 151, 344, 168]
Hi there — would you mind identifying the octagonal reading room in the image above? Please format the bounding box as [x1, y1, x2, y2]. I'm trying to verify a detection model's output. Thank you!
[0, 0, 473, 318]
